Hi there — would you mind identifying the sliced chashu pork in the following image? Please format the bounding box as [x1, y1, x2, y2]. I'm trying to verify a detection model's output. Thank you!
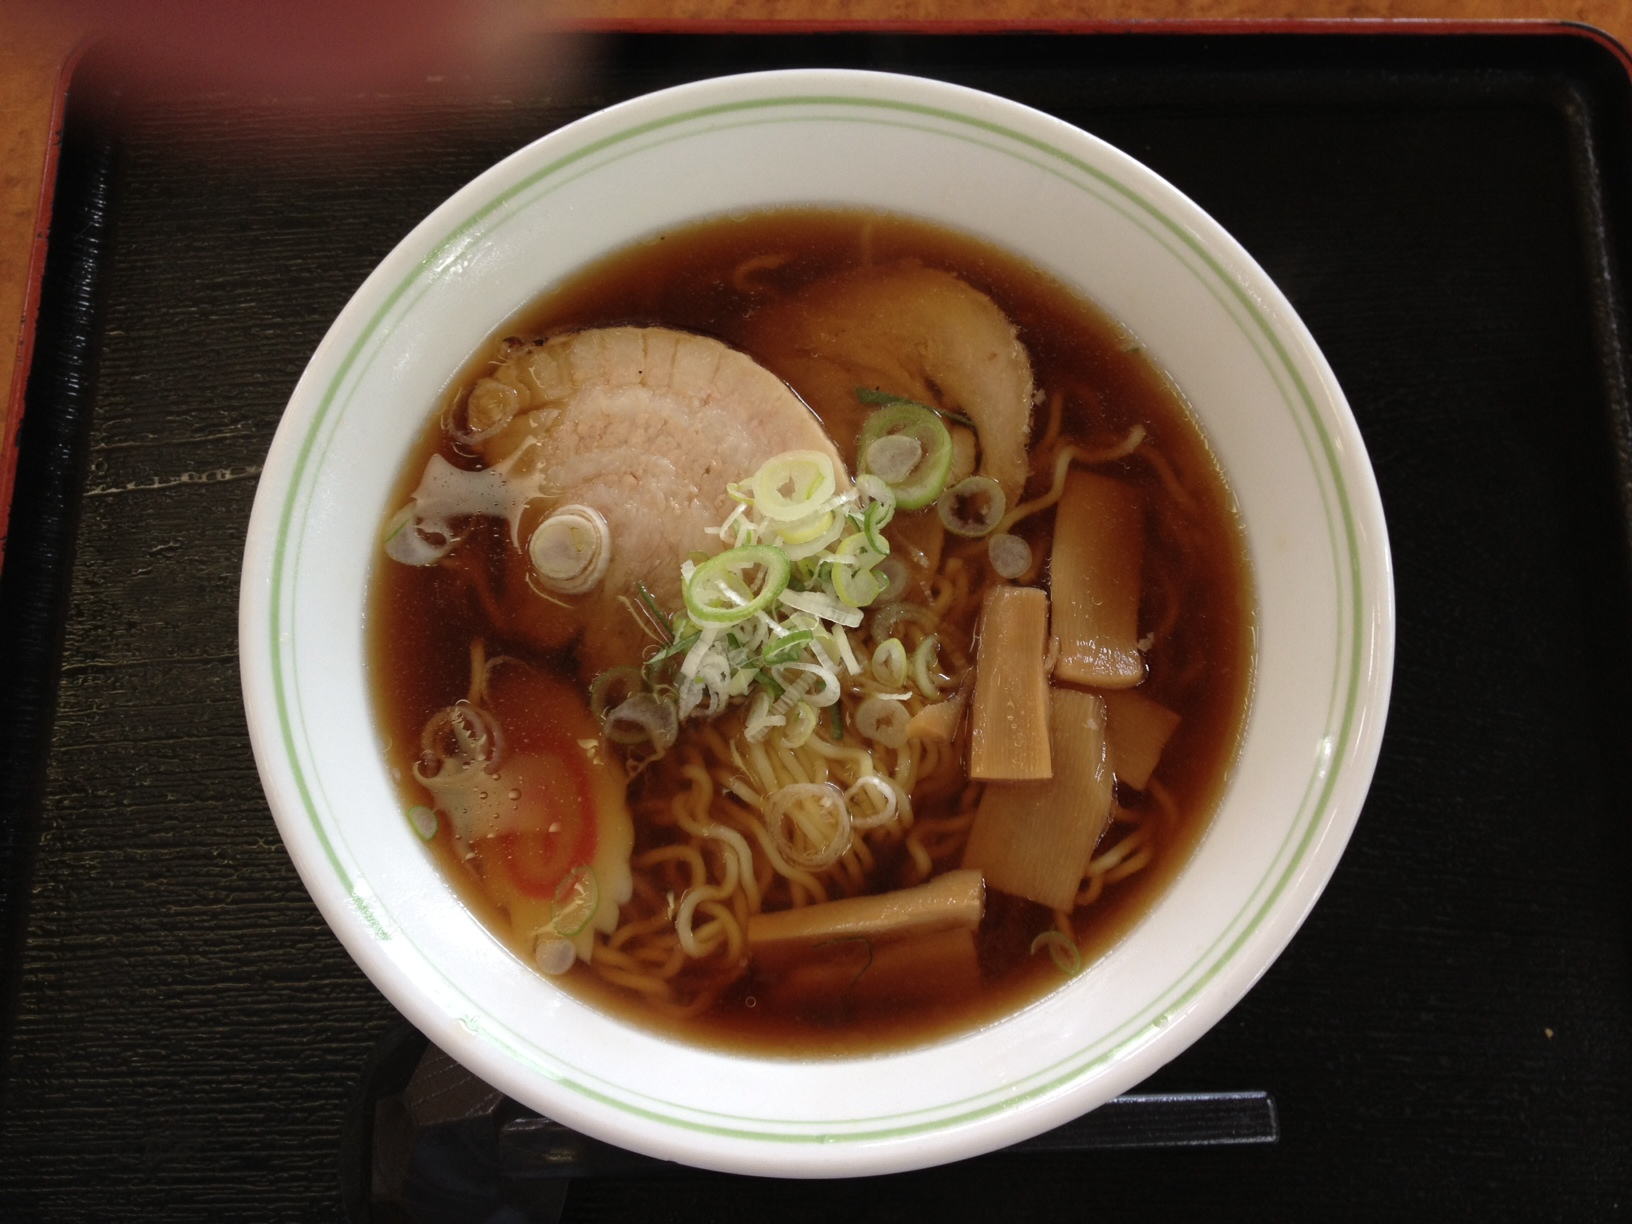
[743, 263, 1036, 502]
[390, 326, 844, 677]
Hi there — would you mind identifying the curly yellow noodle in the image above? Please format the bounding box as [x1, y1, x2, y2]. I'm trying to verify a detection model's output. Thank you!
[724, 795, 829, 901]
[634, 844, 709, 890]
[608, 910, 681, 949]
[1147, 777, 1182, 827]
[1103, 845, 1154, 885]
[1074, 872, 1105, 907]
[776, 743, 812, 785]
[804, 734, 875, 775]
[1135, 443, 1198, 512]
[694, 900, 745, 961]
[1039, 388, 1065, 452]
[1087, 823, 1151, 877]
[996, 427, 1147, 533]
[593, 963, 674, 997]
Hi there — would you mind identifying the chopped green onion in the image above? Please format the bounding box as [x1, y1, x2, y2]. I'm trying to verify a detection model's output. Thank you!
[857, 402, 953, 510]
[874, 556, 909, 603]
[831, 624, 863, 676]
[1030, 929, 1082, 976]
[912, 634, 944, 699]
[752, 450, 837, 522]
[383, 505, 413, 545]
[936, 475, 1007, 538]
[871, 601, 939, 643]
[783, 701, 818, 748]
[778, 587, 864, 628]
[988, 532, 1033, 578]
[770, 663, 842, 709]
[636, 582, 673, 644]
[551, 864, 600, 937]
[829, 702, 844, 740]
[604, 692, 679, 750]
[535, 936, 576, 976]
[762, 629, 815, 667]
[871, 638, 908, 688]
[588, 665, 644, 720]
[865, 434, 923, 483]
[845, 774, 901, 830]
[831, 562, 881, 609]
[645, 630, 701, 669]
[684, 545, 792, 625]
[407, 806, 438, 840]
[833, 532, 884, 573]
[861, 497, 894, 552]
[778, 512, 848, 562]
[777, 509, 836, 546]
[528, 503, 612, 593]
[744, 688, 785, 742]
[855, 696, 909, 749]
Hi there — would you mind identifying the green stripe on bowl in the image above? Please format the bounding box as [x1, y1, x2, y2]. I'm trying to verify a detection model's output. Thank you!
[266, 89, 1372, 1143]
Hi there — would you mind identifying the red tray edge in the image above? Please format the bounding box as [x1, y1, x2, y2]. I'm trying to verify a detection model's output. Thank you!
[0, 38, 89, 574]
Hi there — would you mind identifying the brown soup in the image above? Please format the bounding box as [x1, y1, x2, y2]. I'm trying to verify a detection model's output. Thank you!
[369, 209, 1253, 1056]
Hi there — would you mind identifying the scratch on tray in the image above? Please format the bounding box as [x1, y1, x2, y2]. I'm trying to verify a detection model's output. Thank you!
[84, 465, 263, 496]
[61, 651, 239, 674]
[93, 429, 261, 452]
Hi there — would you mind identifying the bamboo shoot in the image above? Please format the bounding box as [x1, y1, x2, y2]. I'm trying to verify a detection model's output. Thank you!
[962, 688, 1114, 911]
[907, 672, 973, 742]
[747, 869, 984, 969]
[764, 928, 982, 1012]
[969, 585, 1052, 780]
[1051, 471, 1145, 688]
[1103, 688, 1181, 790]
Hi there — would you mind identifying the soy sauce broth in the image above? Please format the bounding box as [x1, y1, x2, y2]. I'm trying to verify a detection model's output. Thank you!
[369, 209, 1254, 1056]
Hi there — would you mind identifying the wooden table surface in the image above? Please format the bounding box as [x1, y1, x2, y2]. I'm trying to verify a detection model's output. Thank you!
[0, 1, 1628, 536]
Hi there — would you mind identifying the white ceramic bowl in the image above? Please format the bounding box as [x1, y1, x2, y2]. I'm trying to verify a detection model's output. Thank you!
[240, 68, 1392, 1178]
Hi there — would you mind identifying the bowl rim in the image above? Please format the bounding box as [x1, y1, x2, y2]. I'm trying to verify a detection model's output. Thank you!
[240, 66, 1394, 1176]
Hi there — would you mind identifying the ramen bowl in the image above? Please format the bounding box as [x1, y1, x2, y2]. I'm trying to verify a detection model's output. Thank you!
[240, 68, 1392, 1177]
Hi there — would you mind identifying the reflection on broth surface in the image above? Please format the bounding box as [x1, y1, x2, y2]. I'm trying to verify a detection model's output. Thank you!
[369, 209, 1254, 1055]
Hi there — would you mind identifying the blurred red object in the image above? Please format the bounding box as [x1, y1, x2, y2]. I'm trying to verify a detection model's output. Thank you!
[50, 0, 557, 102]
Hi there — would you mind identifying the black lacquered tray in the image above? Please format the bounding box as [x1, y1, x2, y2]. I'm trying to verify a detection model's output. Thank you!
[2, 27, 1631, 1222]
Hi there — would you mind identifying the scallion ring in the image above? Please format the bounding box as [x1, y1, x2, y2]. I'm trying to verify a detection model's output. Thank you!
[845, 775, 901, 830]
[683, 545, 791, 625]
[534, 935, 577, 976]
[588, 665, 644, 721]
[873, 556, 909, 603]
[766, 782, 852, 870]
[603, 692, 679, 751]
[855, 695, 910, 749]
[551, 864, 600, 937]
[407, 806, 438, 840]
[988, 532, 1033, 578]
[871, 637, 908, 688]
[1030, 930, 1082, 976]
[936, 475, 1007, 538]
[529, 503, 612, 593]
[752, 450, 837, 522]
[857, 402, 953, 509]
[782, 701, 818, 749]
[912, 634, 945, 699]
